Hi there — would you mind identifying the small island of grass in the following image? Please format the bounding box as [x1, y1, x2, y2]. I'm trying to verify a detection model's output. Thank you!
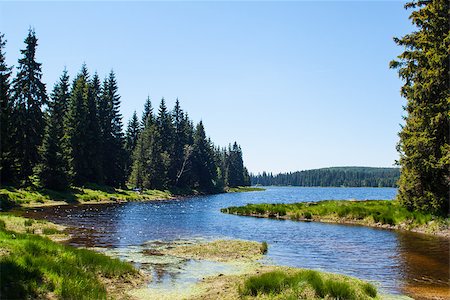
[226, 186, 266, 193]
[162, 239, 267, 262]
[221, 200, 450, 237]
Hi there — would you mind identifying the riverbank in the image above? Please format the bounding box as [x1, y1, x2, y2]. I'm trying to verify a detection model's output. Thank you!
[0, 185, 263, 209]
[221, 200, 450, 238]
[0, 215, 147, 299]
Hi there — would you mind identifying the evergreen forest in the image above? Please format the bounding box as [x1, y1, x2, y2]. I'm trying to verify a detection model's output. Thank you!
[250, 167, 400, 187]
[0, 30, 250, 194]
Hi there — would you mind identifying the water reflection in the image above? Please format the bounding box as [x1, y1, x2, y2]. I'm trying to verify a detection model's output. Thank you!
[21, 187, 449, 298]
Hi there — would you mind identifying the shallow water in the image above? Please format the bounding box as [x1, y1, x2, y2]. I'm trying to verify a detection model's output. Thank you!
[23, 187, 449, 298]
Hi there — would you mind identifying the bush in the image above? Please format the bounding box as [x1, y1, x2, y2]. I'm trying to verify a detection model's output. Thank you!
[260, 241, 268, 254]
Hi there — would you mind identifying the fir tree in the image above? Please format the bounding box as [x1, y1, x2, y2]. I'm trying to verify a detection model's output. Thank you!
[141, 96, 153, 128]
[390, 0, 449, 215]
[10, 29, 47, 184]
[0, 33, 13, 185]
[36, 70, 70, 190]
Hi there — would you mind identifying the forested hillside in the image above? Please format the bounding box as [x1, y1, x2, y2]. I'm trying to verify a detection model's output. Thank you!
[251, 167, 400, 187]
[0, 30, 250, 193]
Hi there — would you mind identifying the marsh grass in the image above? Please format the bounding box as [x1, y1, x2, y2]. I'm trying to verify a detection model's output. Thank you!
[222, 200, 446, 231]
[240, 269, 377, 299]
[0, 226, 137, 299]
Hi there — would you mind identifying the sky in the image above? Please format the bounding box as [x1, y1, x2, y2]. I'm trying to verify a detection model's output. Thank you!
[0, 1, 412, 174]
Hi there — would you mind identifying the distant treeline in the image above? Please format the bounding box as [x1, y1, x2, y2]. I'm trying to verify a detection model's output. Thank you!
[251, 167, 400, 187]
[0, 29, 250, 192]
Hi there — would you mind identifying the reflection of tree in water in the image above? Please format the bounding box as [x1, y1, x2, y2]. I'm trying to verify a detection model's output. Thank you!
[396, 231, 449, 299]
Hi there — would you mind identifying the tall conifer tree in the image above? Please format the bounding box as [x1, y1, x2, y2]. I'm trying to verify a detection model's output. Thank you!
[390, 0, 449, 215]
[10, 29, 47, 184]
[0, 33, 13, 185]
[37, 70, 70, 190]
[192, 121, 217, 192]
[65, 65, 89, 185]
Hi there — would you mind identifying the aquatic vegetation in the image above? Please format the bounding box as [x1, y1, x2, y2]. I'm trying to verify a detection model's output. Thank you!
[222, 200, 449, 234]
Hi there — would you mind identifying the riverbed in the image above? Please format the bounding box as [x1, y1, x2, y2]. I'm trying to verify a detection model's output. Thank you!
[22, 187, 449, 299]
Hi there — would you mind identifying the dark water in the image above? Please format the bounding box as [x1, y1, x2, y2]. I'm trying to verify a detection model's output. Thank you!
[23, 187, 449, 298]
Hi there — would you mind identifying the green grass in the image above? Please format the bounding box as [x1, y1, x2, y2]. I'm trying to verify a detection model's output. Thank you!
[0, 184, 173, 208]
[226, 186, 266, 193]
[240, 269, 378, 299]
[222, 200, 449, 232]
[0, 225, 138, 299]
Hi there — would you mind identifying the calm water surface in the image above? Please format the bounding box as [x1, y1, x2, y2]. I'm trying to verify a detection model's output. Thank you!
[24, 187, 449, 298]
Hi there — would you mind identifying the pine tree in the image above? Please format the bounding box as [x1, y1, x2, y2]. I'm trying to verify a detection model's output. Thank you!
[390, 0, 449, 215]
[36, 70, 70, 190]
[0, 33, 13, 185]
[192, 121, 217, 192]
[65, 65, 89, 185]
[10, 29, 48, 184]
[154, 98, 173, 188]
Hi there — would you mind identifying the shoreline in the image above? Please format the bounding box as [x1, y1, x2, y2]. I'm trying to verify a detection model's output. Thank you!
[1, 185, 264, 210]
[225, 211, 450, 238]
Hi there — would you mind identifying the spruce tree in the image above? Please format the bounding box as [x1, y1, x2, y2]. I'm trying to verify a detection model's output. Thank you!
[0, 33, 13, 185]
[85, 72, 103, 182]
[65, 65, 89, 185]
[10, 29, 47, 184]
[100, 71, 126, 187]
[154, 98, 173, 188]
[125, 111, 140, 177]
[226, 142, 245, 187]
[141, 96, 153, 128]
[390, 0, 449, 215]
[36, 70, 70, 190]
[192, 121, 217, 192]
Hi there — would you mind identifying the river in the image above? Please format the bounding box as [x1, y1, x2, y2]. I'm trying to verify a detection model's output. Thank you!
[23, 187, 449, 299]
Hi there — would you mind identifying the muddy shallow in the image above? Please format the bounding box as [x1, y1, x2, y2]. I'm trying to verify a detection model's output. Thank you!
[22, 187, 449, 299]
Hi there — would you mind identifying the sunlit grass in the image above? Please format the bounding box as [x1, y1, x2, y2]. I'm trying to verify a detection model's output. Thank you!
[0, 225, 138, 299]
[0, 184, 173, 208]
[226, 186, 266, 193]
[222, 200, 448, 232]
[240, 269, 378, 299]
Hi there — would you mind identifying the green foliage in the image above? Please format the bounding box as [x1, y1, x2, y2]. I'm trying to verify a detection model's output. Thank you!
[391, 0, 449, 216]
[251, 167, 400, 187]
[240, 269, 377, 299]
[0, 226, 136, 299]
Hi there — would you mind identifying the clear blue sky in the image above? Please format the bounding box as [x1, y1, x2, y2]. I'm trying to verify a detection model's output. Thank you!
[0, 1, 411, 174]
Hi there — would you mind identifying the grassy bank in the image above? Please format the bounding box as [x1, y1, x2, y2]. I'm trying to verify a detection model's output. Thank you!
[226, 186, 266, 193]
[221, 200, 449, 236]
[0, 215, 144, 299]
[0, 184, 174, 209]
[191, 265, 378, 300]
